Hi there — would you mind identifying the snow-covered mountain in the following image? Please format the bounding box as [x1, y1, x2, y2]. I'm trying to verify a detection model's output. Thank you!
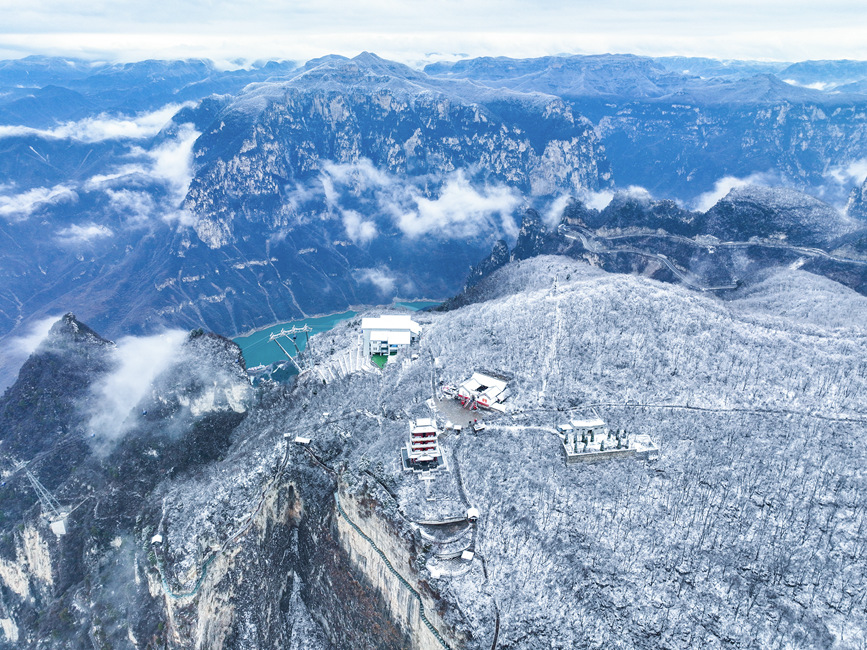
[426, 54, 867, 204]
[2, 257, 866, 648]
[184, 52, 610, 248]
[2, 51, 867, 392]
[849, 176, 867, 220]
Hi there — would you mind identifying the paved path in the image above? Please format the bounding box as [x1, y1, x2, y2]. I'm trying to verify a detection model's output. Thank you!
[334, 492, 452, 650]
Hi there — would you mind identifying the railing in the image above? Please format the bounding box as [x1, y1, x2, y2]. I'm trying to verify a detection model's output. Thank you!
[334, 492, 452, 650]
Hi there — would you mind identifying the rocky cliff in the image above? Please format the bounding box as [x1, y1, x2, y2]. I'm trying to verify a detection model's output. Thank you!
[3, 258, 867, 647]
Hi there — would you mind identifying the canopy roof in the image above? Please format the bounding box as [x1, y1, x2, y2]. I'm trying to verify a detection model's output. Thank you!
[361, 314, 421, 334]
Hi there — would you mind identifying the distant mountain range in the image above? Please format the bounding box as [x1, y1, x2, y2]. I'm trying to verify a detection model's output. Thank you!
[2, 51, 867, 390]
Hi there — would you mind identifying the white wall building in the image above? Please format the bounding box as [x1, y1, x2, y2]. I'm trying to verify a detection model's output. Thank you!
[560, 417, 658, 464]
[361, 314, 421, 357]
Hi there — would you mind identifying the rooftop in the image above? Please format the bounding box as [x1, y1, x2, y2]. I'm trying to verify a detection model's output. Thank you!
[571, 417, 605, 428]
[361, 314, 421, 333]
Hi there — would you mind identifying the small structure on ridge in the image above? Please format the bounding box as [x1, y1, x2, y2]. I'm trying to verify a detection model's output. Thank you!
[443, 370, 511, 412]
[560, 417, 658, 463]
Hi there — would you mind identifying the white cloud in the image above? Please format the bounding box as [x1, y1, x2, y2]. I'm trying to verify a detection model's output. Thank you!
[84, 123, 201, 222]
[579, 189, 614, 211]
[55, 222, 114, 244]
[87, 330, 188, 453]
[111, 123, 200, 202]
[320, 174, 338, 208]
[0, 103, 195, 142]
[341, 209, 377, 244]
[693, 174, 769, 212]
[0, 184, 77, 221]
[145, 124, 200, 201]
[784, 79, 835, 91]
[396, 171, 521, 238]
[621, 185, 653, 201]
[284, 180, 319, 213]
[105, 189, 156, 224]
[0, 315, 63, 392]
[1, 9, 867, 62]
[161, 209, 199, 227]
[543, 194, 572, 228]
[309, 160, 521, 241]
[323, 158, 394, 190]
[358, 267, 397, 296]
[826, 159, 867, 186]
[8, 315, 61, 358]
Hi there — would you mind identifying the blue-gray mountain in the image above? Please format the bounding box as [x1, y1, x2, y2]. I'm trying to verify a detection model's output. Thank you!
[426, 54, 867, 203]
[849, 176, 867, 220]
[459, 187, 867, 299]
[2, 51, 867, 392]
[2, 254, 866, 647]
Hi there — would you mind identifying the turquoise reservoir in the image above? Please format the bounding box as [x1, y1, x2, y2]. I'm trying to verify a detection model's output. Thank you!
[233, 310, 356, 370]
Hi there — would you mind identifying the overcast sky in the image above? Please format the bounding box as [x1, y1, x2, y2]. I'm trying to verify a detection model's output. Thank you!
[0, 0, 865, 64]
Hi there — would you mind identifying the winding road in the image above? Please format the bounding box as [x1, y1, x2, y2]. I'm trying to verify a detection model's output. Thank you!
[559, 224, 867, 292]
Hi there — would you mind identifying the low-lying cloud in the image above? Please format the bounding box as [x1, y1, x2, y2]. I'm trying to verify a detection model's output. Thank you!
[575, 186, 650, 212]
[397, 171, 521, 238]
[87, 330, 188, 454]
[0, 119, 200, 231]
[0, 184, 77, 221]
[341, 209, 377, 244]
[292, 159, 523, 242]
[55, 222, 114, 245]
[827, 158, 867, 187]
[578, 189, 614, 211]
[358, 267, 397, 296]
[105, 189, 157, 225]
[0, 315, 62, 392]
[87, 123, 200, 204]
[0, 103, 195, 143]
[693, 174, 770, 212]
[543, 194, 573, 228]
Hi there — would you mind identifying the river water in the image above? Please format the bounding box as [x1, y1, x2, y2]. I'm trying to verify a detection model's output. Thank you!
[232, 300, 441, 374]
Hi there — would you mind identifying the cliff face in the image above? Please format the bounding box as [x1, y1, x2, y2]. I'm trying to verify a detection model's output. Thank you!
[849, 177, 867, 220]
[3, 256, 867, 648]
[182, 54, 610, 248]
[333, 480, 483, 650]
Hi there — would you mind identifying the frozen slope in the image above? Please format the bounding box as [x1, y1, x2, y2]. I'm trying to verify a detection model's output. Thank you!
[2, 259, 866, 648]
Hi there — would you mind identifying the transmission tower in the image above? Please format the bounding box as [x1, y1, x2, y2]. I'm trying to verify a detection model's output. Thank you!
[269, 324, 313, 373]
[17, 463, 69, 536]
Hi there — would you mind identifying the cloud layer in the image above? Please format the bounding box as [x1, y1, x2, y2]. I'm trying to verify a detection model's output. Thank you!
[0, 315, 62, 392]
[0, 185, 77, 221]
[692, 174, 771, 212]
[397, 171, 521, 238]
[0, 5, 865, 62]
[299, 160, 522, 242]
[0, 104, 195, 143]
[84, 122, 201, 224]
[87, 330, 188, 452]
[358, 267, 397, 296]
[55, 223, 114, 245]
[0, 113, 201, 238]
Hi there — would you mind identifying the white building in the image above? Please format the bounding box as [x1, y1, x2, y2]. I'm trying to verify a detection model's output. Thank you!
[560, 417, 657, 464]
[569, 417, 606, 440]
[361, 314, 421, 357]
[456, 371, 511, 411]
[403, 418, 443, 471]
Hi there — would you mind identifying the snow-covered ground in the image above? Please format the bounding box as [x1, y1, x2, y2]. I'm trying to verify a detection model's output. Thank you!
[150, 255, 867, 648]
